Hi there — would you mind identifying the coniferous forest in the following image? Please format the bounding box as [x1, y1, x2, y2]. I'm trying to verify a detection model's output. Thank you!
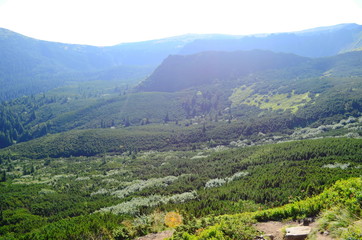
[2, 23, 362, 239]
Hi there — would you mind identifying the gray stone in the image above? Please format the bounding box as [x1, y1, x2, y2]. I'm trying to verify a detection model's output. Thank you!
[263, 234, 274, 240]
[285, 226, 311, 240]
[254, 234, 274, 240]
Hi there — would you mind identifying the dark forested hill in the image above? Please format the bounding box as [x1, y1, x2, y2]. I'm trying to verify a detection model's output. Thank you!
[137, 50, 362, 92]
[138, 50, 310, 92]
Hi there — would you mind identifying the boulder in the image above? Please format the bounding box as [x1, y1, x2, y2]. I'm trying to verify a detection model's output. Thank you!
[285, 226, 311, 240]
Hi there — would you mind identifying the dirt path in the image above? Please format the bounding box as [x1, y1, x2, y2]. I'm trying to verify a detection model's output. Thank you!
[135, 221, 334, 240]
[254, 221, 299, 240]
[135, 230, 175, 240]
[255, 221, 334, 240]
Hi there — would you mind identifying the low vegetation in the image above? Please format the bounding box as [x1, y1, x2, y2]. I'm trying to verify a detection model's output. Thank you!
[171, 177, 362, 240]
[2, 36, 362, 239]
[1, 137, 362, 239]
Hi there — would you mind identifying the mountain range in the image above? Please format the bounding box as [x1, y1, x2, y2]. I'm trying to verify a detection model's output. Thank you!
[0, 23, 361, 150]
[1, 23, 362, 100]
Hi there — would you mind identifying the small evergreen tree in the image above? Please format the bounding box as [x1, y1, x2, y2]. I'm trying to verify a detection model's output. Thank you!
[164, 112, 170, 123]
[0, 171, 6, 182]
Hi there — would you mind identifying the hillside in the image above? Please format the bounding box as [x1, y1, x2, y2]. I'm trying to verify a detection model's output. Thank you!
[139, 50, 362, 93]
[1, 50, 362, 150]
[0, 29, 210, 101]
[138, 50, 309, 92]
[171, 177, 362, 240]
[1, 23, 362, 101]
[0, 28, 211, 71]
[1, 138, 362, 239]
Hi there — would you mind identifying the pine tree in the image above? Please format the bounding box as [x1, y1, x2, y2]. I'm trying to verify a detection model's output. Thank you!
[0, 171, 6, 182]
[124, 117, 130, 127]
[164, 112, 170, 123]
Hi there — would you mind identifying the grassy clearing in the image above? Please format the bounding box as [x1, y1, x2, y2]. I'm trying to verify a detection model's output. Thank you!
[230, 85, 312, 113]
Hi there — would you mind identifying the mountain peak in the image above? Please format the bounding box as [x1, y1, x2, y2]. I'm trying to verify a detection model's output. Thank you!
[0, 27, 29, 39]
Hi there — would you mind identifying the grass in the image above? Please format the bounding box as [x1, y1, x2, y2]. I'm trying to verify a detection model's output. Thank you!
[229, 85, 312, 113]
[229, 85, 254, 106]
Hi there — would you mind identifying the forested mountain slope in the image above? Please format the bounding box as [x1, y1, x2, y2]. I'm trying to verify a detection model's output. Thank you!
[0, 29, 209, 100]
[1, 49, 362, 149]
[1, 23, 362, 101]
[139, 50, 362, 92]
[138, 50, 309, 92]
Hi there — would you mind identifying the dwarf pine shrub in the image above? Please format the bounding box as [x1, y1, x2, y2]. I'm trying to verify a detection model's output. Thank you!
[323, 162, 350, 169]
[98, 191, 197, 215]
[111, 175, 179, 199]
[205, 171, 249, 188]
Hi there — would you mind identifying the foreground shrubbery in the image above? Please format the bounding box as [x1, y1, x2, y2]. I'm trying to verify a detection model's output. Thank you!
[253, 177, 362, 221]
[2, 138, 362, 239]
[171, 178, 362, 240]
[3, 177, 361, 239]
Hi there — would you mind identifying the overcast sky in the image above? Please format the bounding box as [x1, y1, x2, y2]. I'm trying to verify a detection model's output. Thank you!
[0, 0, 362, 46]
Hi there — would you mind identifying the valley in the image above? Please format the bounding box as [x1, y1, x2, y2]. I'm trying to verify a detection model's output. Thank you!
[1, 23, 362, 239]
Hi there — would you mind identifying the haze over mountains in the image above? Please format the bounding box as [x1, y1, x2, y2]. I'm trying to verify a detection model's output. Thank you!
[180, 23, 362, 56]
[1, 23, 362, 100]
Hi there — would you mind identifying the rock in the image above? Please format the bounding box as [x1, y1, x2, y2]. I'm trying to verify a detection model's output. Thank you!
[297, 217, 314, 226]
[302, 217, 314, 226]
[254, 236, 265, 240]
[254, 234, 274, 240]
[264, 234, 274, 240]
[285, 226, 311, 240]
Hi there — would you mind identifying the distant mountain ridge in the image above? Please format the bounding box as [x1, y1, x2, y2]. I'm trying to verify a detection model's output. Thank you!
[0, 29, 213, 100]
[1, 23, 362, 101]
[179, 23, 362, 57]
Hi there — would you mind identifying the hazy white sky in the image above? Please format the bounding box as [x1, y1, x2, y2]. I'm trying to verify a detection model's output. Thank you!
[0, 0, 362, 46]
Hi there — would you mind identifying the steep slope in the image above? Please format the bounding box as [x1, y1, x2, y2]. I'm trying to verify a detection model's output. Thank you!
[138, 50, 310, 92]
[138, 49, 362, 93]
